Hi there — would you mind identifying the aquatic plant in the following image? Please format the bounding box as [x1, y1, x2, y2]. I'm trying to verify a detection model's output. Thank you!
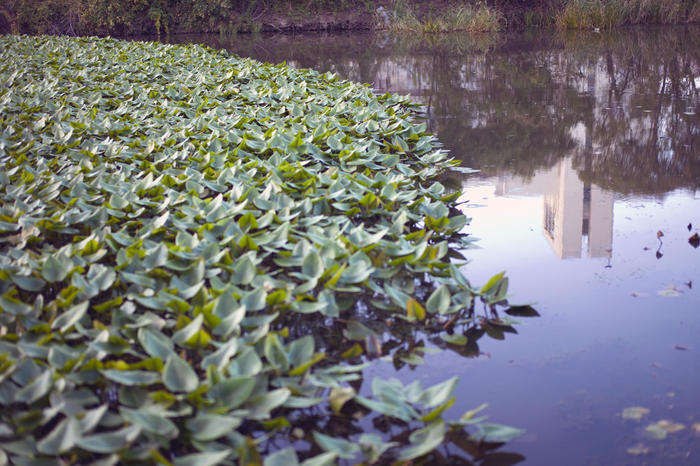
[0, 35, 531, 463]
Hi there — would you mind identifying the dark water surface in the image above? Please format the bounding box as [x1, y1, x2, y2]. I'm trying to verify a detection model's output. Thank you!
[167, 28, 699, 464]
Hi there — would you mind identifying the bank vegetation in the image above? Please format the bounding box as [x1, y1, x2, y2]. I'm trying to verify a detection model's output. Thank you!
[1, 1, 699, 36]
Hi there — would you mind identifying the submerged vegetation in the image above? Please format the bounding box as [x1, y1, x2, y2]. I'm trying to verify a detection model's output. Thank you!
[0, 35, 535, 464]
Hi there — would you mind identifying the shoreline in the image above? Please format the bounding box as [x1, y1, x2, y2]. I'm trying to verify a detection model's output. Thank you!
[3, 1, 698, 37]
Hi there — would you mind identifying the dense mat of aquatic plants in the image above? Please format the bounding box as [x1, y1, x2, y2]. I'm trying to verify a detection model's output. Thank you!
[0, 34, 528, 464]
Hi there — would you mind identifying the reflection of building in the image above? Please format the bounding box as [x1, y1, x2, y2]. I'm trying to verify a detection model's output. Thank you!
[491, 154, 614, 260]
[542, 158, 614, 259]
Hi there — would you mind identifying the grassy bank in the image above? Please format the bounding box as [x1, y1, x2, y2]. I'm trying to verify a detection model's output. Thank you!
[0, 34, 533, 464]
[555, 0, 700, 29]
[383, 0, 504, 33]
[1, 1, 698, 36]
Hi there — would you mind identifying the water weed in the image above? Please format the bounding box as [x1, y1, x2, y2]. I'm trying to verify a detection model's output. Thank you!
[0, 35, 531, 464]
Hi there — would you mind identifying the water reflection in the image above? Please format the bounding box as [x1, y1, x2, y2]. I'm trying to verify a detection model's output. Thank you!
[192, 27, 699, 198]
[166, 27, 700, 464]
[495, 156, 615, 260]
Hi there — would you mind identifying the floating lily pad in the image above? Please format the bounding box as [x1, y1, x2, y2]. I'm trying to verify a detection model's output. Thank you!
[627, 443, 650, 455]
[621, 406, 650, 420]
[645, 420, 685, 439]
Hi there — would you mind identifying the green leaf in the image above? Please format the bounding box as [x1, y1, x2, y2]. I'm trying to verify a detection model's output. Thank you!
[200, 338, 238, 371]
[358, 434, 397, 464]
[121, 407, 178, 439]
[338, 261, 373, 284]
[287, 335, 314, 369]
[342, 320, 376, 341]
[354, 395, 416, 423]
[76, 425, 141, 453]
[79, 404, 108, 433]
[264, 333, 289, 371]
[232, 256, 256, 285]
[172, 313, 203, 346]
[300, 451, 338, 466]
[52, 301, 89, 333]
[471, 423, 526, 443]
[101, 370, 161, 386]
[264, 447, 299, 466]
[246, 388, 291, 419]
[426, 285, 451, 314]
[0, 295, 33, 315]
[421, 397, 455, 422]
[480, 271, 506, 295]
[173, 450, 232, 466]
[41, 256, 69, 283]
[87, 264, 116, 291]
[15, 370, 53, 403]
[398, 420, 446, 460]
[138, 327, 174, 359]
[163, 354, 199, 393]
[418, 376, 458, 408]
[242, 287, 267, 311]
[210, 376, 256, 409]
[10, 274, 46, 292]
[37, 416, 81, 455]
[228, 347, 262, 376]
[186, 414, 242, 441]
[441, 333, 467, 345]
[313, 432, 360, 459]
[302, 251, 323, 279]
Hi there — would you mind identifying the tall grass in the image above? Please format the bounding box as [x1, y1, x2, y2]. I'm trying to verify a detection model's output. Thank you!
[385, 0, 504, 33]
[555, 0, 700, 29]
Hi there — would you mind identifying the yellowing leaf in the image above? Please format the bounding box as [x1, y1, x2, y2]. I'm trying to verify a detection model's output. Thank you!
[406, 298, 426, 321]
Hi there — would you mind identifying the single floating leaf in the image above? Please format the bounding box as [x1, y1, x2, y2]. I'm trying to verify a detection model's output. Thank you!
[621, 406, 650, 420]
[163, 354, 199, 393]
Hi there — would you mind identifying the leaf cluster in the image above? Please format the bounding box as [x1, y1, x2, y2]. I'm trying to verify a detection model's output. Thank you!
[0, 35, 531, 464]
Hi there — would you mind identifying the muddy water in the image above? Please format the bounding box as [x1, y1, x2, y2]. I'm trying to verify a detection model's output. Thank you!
[171, 27, 699, 464]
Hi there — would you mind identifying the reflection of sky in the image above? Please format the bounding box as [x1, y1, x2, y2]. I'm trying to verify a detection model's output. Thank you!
[362, 178, 700, 464]
[454, 183, 699, 464]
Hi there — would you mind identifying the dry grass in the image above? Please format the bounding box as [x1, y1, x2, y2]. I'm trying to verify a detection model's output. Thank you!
[555, 0, 699, 29]
[385, 1, 504, 33]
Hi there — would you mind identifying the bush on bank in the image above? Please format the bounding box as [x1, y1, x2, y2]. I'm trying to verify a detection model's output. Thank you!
[1, 0, 698, 36]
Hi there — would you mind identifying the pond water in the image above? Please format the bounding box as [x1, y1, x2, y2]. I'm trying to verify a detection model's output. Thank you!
[164, 27, 699, 464]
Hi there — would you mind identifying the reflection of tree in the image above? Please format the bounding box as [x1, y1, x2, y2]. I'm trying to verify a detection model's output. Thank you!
[429, 48, 588, 179]
[171, 26, 699, 194]
[565, 28, 700, 195]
